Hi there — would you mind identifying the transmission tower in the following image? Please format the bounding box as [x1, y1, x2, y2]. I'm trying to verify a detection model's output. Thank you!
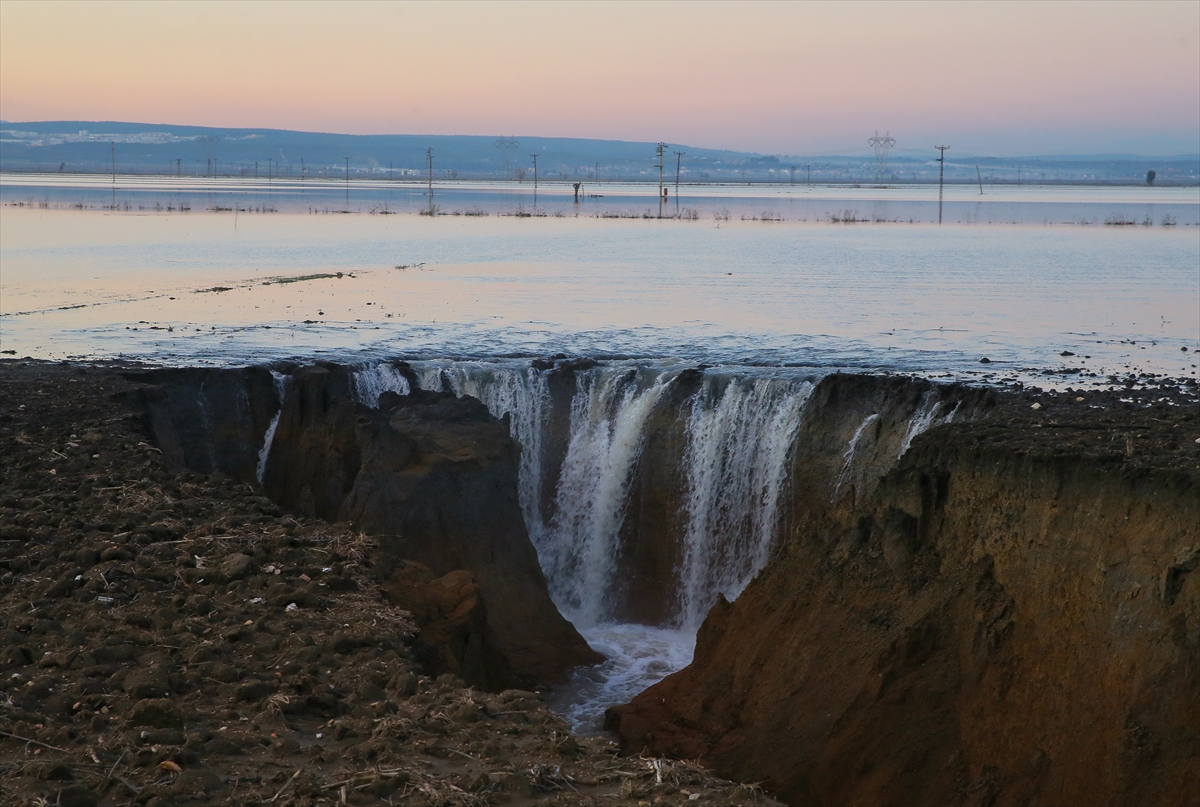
[494, 137, 519, 180]
[868, 130, 896, 183]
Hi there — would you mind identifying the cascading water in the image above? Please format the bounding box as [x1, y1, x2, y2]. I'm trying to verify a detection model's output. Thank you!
[401, 360, 816, 729]
[350, 362, 411, 405]
[833, 413, 880, 501]
[256, 370, 290, 485]
[676, 375, 814, 630]
[538, 367, 670, 626]
[349, 358, 952, 731]
[898, 391, 942, 457]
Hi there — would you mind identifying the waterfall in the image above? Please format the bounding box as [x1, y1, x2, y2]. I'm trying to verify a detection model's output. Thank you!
[833, 413, 880, 501]
[539, 368, 669, 626]
[345, 358, 969, 730]
[400, 360, 813, 630]
[676, 375, 814, 630]
[350, 362, 411, 406]
[898, 391, 942, 457]
[256, 370, 290, 485]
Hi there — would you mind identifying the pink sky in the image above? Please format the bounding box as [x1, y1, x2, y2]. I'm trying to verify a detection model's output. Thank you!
[2, 1, 1197, 156]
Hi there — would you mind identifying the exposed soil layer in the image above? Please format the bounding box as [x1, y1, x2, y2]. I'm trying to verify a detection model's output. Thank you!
[608, 381, 1200, 806]
[0, 360, 779, 807]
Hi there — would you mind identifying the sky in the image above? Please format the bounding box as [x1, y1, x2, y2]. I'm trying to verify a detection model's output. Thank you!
[1, 1, 1197, 157]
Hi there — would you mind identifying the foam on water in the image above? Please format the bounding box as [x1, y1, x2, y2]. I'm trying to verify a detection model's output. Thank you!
[544, 623, 697, 735]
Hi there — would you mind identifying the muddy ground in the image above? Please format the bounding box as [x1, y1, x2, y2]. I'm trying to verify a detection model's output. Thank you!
[0, 361, 781, 807]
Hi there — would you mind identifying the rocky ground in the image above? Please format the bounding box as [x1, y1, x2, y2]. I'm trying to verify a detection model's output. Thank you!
[0, 360, 779, 807]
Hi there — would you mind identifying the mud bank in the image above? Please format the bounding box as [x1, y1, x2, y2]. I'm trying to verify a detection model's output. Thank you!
[608, 383, 1200, 806]
[0, 361, 780, 807]
[120, 361, 601, 690]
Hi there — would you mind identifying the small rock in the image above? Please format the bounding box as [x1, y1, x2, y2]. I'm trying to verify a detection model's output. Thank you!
[388, 671, 417, 697]
[130, 699, 183, 729]
[357, 681, 388, 702]
[1031, 402, 1042, 410]
[220, 553, 254, 579]
[979, 357, 991, 364]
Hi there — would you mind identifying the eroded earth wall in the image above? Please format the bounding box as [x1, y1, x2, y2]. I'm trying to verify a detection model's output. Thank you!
[609, 393, 1200, 807]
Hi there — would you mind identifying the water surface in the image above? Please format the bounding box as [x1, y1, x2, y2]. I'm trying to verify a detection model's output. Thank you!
[2, 204, 1196, 387]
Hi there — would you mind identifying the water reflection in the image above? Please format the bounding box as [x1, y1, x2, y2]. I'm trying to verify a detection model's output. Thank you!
[3, 172, 1198, 225]
[1, 205, 1196, 389]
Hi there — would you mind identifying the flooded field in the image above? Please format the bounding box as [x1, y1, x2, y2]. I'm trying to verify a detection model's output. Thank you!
[1, 185, 1197, 388]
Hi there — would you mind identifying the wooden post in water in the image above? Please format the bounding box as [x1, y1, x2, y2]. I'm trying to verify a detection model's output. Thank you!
[426, 149, 436, 214]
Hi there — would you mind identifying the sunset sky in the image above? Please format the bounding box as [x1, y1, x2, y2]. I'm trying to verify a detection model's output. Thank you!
[1, 0, 1197, 156]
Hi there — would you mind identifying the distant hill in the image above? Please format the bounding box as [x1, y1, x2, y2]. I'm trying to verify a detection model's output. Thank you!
[2, 121, 1196, 185]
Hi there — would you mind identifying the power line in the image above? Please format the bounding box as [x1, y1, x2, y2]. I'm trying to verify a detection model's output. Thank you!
[655, 143, 666, 219]
[494, 137, 519, 180]
[934, 145, 950, 224]
[868, 131, 896, 183]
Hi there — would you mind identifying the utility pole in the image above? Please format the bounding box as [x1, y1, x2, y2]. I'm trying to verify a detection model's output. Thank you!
[426, 148, 434, 214]
[935, 145, 950, 224]
[656, 143, 666, 219]
[530, 153, 538, 189]
[674, 151, 684, 195]
[976, 165, 984, 195]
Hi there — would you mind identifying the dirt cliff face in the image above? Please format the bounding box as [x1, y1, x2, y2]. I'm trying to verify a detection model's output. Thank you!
[609, 383, 1200, 807]
[125, 362, 601, 689]
[267, 369, 603, 686]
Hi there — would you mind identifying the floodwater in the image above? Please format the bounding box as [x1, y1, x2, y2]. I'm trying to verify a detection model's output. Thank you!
[2, 190, 1197, 387]
[3, 171, 1198, 226]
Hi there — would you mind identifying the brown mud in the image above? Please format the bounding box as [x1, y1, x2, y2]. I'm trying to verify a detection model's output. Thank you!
[608, 379, 1200, 807]
[0, 360, 779, 807]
